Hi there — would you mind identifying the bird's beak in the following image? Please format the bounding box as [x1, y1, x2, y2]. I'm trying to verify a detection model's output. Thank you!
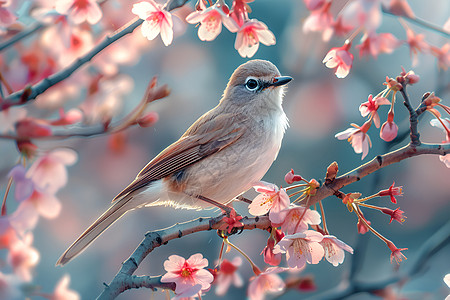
[268, 76, 293, 87]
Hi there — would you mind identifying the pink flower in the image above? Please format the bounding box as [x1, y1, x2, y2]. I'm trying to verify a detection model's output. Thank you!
[303, 0, 326, 11]
[380, 207, 406, 224]
[55, 0, 102, 24]
[274, 206, 321, 235]
[357, 32, 400, 59]
[357, 214, 371, 234]
[214, 257, 243, 296]
[430, 118, 450, 168]
[235, 19, 275, 58]
[186, 0, 238, 41]
[320, 235, 353, 266]
[261, 231, 284, 266]
[378, 181, 403, 204]
[431, 44, 450, 71]
[248, 267, 285, 300]
[0, 107, 26, 134]
[8, 165, 34, 202]
[20, 189, 62, 219]
[335, 121, 372, 159]
[49, 108, 83, 126]
[284, 169, 303, 184]
[27, 148, 78, 194]
[50, 275, 80, 300]
[323, 42, 354, 78]
[7, 234, 39, 281]
[132, 0, 173, 46]
[341, 0, 381, 33]
[0, 0, 17, 30]
[406, 29, 430, 66]
[161, 253, 214, 295]
[387, 0, 414, 18]
[386, 240, 407, 264]
[248, 182, 290, 223]
[303, 1, 333, 41]
[218, 209, 243, 234]
[380, 111, 398, 142]
[273, 230, 324, 269]
[15, 118, 52, 138]
[359, 94, 391, 128]
[137, 111, 159, 128]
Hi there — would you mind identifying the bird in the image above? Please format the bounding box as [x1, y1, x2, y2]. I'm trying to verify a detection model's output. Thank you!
[57, 59, 292, 265]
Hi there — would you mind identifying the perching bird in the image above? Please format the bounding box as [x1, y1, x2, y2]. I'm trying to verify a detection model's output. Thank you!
[57, 59, 292, 265]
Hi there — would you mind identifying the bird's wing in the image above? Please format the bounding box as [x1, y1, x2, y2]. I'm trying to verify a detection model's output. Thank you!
[112, 112, 246, 202]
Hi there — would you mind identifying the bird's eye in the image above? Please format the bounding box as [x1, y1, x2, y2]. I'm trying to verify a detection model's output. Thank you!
[245, 78, 259, 91]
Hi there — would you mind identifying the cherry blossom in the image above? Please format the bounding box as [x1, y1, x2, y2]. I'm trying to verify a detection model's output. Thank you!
[430, 118, 450, 167]
[323, 42, 354, 78]
[55, 0, 102, 24]
[248, 267, 285, 300]
[273, 230, 324, 269]
[431, 44, 450, 70]
[284, 169, 303, 184]
[214, 258, 243, 296]
[335, 120, 372, 159]
[406, 29, 430, 66]
[320, 235, 353, 266]
[303, 0, 326, 11]
[15, 118, 52, 138]
[380, 111, 398, 142]
[49, 108, 83, 126]
[218, 209, 243, 234]
[0, 0, 17, 34]
[380, 207, 406, 224]
[20, 189, 62, 219]
[132, 0, 173, 46]
[341, 0, 382, 33]
[7, 234, 39, 281]
[161, 253, 214, 295]
[8, 165, 34, 202]
[303, 1, 333, 41]
[234, 19, 275, 58]
[186, 0, 238, 41]
[274, 206, 321, 235]
[27, 148, 78, 194]
[387, 0, 414, 18]
[357, 32, 400, 59]
[378, 181, 403, 204]
[359, 94, 391, 128]
[261, 230, 284, 266]
[386, 240, 407, 264]
[50, 275, 80, 300]
[248, 182, 290, 223]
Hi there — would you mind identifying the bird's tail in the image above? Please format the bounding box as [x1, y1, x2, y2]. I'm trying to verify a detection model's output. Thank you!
[56, 198, 131, 266]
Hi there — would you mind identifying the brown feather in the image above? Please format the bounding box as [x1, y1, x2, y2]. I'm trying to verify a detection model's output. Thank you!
[112, 112, 247, 202]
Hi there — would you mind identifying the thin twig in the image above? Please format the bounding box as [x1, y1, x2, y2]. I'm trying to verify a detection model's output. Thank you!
[399, 84, 421, 146]
[0, 22, 46, 52]
[382, 6, 450, 38]
[2, 0, 190, 110]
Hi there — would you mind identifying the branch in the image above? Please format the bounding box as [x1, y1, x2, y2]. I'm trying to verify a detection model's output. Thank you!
[1, 0, 191, 110]
[307, 143, 449, 208]
[97, 215, 271, 299]
[381, 6, 450, 38]
[0, 22, 46, 52]
[400, 84, 421, 145]
[304, 220, 450, 300]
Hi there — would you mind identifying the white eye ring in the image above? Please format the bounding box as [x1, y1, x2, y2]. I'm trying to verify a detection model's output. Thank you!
[245, 77, 260, 91]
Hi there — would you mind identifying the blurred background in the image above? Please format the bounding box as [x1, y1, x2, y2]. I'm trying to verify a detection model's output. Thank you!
[0, 0, 449, 299]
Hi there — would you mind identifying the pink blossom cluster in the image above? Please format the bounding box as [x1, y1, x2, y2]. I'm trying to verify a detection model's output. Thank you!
[132, 0, 276, 57]
[0, 149, 79, 299]
[303, 0, 450, 77]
